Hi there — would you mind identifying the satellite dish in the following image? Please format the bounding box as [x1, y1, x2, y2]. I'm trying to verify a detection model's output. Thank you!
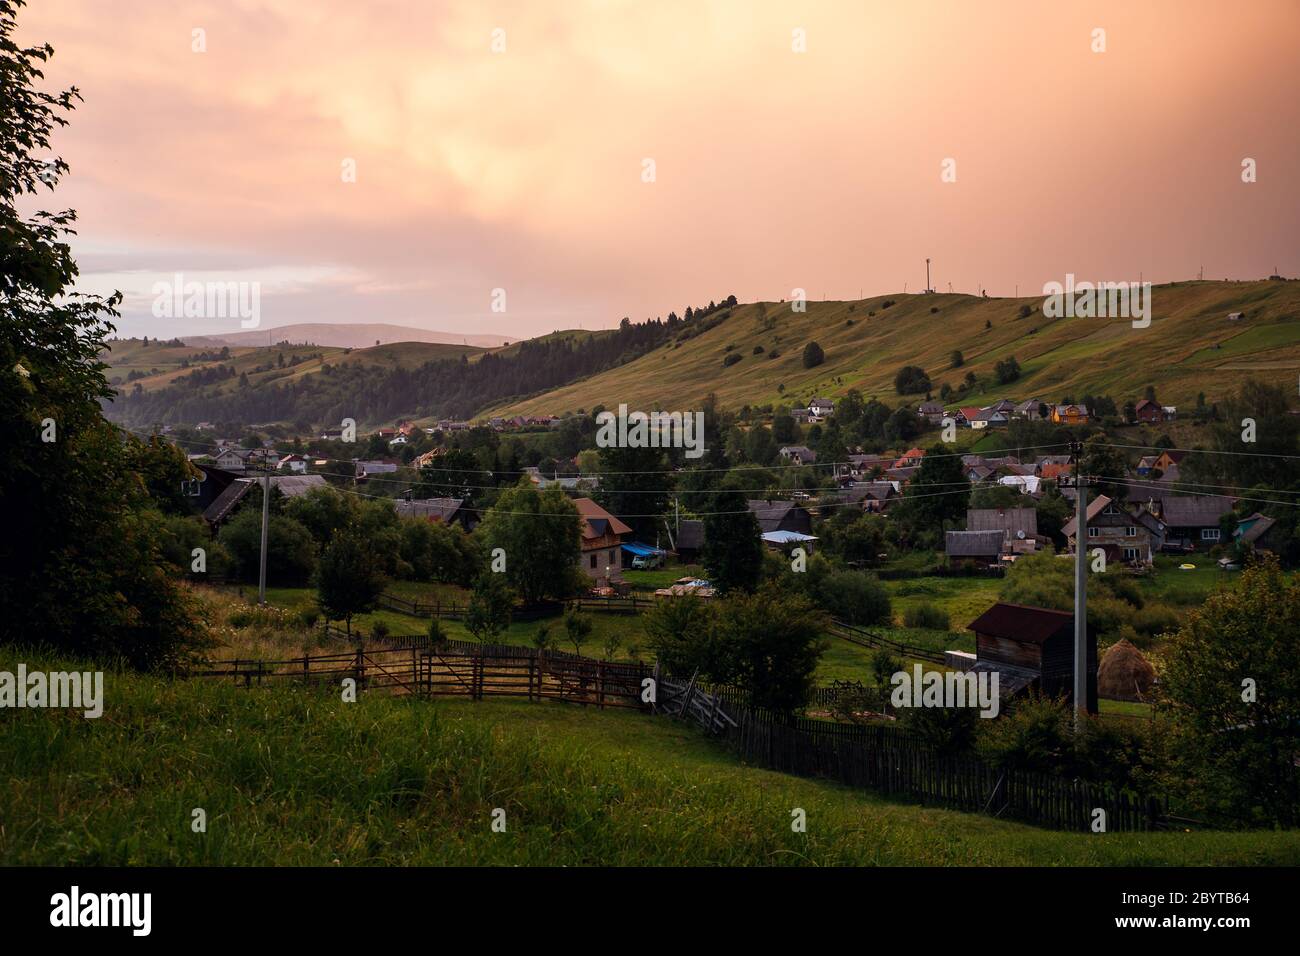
[1016, 530, 1026, 539]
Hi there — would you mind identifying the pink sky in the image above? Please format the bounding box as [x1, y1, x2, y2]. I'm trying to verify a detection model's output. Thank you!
[21, 0, 1300, 339]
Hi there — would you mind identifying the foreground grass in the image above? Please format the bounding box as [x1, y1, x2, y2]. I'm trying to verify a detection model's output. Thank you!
[2, 650, 1297, 866]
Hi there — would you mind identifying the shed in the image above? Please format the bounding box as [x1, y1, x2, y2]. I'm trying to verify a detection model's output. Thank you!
[967, 602, 1098, 712]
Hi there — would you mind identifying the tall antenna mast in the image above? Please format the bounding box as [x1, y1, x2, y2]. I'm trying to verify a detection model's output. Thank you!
[926, 258, 931, 294]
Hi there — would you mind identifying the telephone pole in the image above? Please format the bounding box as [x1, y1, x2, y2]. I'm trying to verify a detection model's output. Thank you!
[258, 465, 270, 605]
[1066, 440, 1088, 728]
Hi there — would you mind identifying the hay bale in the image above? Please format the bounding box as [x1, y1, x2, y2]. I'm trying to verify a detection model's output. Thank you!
[1098, 638, 1156, 702]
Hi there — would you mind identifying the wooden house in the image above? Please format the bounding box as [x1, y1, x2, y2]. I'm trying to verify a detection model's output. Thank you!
[574, 498, 632, 587]
[967, 602, 1097, 713]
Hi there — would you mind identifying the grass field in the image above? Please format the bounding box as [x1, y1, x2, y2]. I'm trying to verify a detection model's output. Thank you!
[2, 648, 1296, 866]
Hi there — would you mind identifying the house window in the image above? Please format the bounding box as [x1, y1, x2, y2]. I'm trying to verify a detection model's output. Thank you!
[1202, 528, 1221, 541]
[1087, 527, 1099, 538]
[590, 554, 597, 569]
[1126, 526, 1138, 537]
[1123, 547, 1139, 562]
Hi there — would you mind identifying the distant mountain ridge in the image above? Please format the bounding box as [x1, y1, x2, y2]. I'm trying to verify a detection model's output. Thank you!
[183, 323, 512, 349]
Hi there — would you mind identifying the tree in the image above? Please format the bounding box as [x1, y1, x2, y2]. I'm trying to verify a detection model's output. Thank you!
[894, 365, 931, 395]
[949, 350, 964, 369]
[596, 444, 668, 541]
[898, 446, 966, 533]
[315, 528, 388, 636]
[643, 594, 716, 675]
[563, 608, 593, 655]
[1160, 556, 1300, 826]
[814, 570, 891, 626]
[702, 487, 764, 594]
[994, 355, 1021, 385]
[712, 585, 828, 713]
[477, 482, 582, 604]
[801, 341, 825, 368]
[465, 572, 514, 644]
[0, 0, 206, 668]
[1077, 434, 1130, 503]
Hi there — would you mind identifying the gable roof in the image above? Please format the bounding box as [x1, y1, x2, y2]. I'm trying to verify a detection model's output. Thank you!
[395, 497, 466, 523]
[747, 499, 807, 533]
[202, 474, 328, 524]
[967, 602, 1075, 645]
[1061, 494, 1112, 538]
[1160, 494, 1234, 527]
[1236, 512, 1278, 545]
[945, 530, 1005, 557]
[573, 497, 633, 541]
[967, 507, 1038, 538]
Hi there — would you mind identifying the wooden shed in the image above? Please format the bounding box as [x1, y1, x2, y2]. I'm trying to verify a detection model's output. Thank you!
[967, 602, 1098, 713]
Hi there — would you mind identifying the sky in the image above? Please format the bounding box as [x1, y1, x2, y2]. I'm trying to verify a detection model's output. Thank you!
[19, 0, 1300, 340]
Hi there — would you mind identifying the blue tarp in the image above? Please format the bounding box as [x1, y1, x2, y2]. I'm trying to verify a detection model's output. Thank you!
[621, 541, 666, 556]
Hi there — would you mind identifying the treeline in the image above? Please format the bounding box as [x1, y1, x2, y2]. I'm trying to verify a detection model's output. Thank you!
[105, 296, 738, 426]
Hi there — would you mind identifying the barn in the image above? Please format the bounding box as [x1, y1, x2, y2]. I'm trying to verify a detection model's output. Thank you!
[966, 602, 1098, 713]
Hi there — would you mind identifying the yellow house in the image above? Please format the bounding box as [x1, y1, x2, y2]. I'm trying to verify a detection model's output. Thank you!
[1050, 403, 1090, 425]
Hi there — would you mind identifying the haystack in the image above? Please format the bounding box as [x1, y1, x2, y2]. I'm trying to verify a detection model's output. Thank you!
[1098, 639, 1156, 702]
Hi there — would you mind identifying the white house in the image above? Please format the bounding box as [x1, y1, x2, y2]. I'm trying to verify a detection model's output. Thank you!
[808, 397, 835, 420]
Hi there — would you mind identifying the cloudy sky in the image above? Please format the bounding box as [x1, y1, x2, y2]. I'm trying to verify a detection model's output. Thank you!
[20, 0, 1300, 340]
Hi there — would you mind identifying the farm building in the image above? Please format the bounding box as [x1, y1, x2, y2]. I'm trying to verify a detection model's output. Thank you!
[966, 507, 1042, 556]
[967, 602, 1098, 713]
[394, 496, 477, 532]
[748, 499, 813, 536]
[944, 530, 1005, 566]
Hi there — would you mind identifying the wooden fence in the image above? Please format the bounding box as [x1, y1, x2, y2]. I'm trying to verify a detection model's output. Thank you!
[195, 641, 651, 709]
[827, 620, 946, 665]
[712, 700, 1163, 831]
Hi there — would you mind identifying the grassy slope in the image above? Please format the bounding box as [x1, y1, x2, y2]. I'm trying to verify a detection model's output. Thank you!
[2, 650, 1296, 865]
[492, 280, 1300, 416]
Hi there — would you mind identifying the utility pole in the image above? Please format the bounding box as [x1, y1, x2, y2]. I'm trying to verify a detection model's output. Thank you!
[258, 466, 270, 605]
[926, 258, 931, 293]
[1067, 439, 1088, 728]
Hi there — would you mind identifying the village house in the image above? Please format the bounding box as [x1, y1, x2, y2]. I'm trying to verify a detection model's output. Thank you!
[959, 406, 986, 429]
[574, 498, 632, 587]
[966, 603, 1098, 713]
[202, 474, 329, 527]
[1012, 398, 1050, 421]
[1133, 398, 1165, 424]
[967, 507, 1042, 557]
[394, 496, 477, 532]
[1050, 403, 1090, 425]
[1151, 449, 1186, 474]
[847, 453, 888, 478]
[944, 530, 1005, 567]
[1234, 512, 1285, 555]
[807, 397, 835, 420]
[278, 453, 309, 474]
[779, 445, 817, 466]
[916, 401, 946, 425]
[748, 499, 814, 537]
[893, 446, 926, 468]
[1062, 494, 1165, 565]
[1157, 494, 1235, 551]
[970, 406, 1009, 429]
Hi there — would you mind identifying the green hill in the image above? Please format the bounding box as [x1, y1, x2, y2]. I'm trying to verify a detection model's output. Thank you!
[492, 280, 1300, 416]
[102, 280, 1300, 428]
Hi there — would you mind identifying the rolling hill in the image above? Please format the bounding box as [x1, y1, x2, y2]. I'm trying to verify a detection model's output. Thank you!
[491, 280, 1300, 417]
[102, 280, 1300, 428]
